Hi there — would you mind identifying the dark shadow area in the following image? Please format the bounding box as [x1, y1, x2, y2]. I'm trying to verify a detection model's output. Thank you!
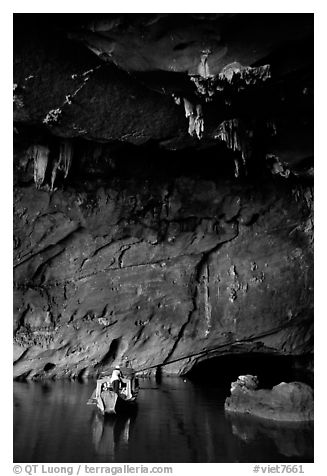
[13, 125, 313, 189]
[43, 362, 56, 372]
[186, 352, 313, 389]
[226, 412, 313, 461]
[95, 338, 121, 370]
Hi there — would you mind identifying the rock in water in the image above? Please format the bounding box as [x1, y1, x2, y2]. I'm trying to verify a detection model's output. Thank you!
[230, 374, 259, 392]
[225, 376, 313, 422]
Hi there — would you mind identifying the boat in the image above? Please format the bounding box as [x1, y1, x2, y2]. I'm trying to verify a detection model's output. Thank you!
[87, 367, 139, 415]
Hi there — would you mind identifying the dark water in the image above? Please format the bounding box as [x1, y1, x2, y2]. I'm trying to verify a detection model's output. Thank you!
[14, 379, 313, 463]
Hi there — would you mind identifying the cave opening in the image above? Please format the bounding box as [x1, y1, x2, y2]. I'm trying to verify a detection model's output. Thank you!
[43, 362, 56, 372]
[186, 352, 313, 389]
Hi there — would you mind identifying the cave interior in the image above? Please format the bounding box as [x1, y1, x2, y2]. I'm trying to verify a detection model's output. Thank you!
[13, 13, 313, 384]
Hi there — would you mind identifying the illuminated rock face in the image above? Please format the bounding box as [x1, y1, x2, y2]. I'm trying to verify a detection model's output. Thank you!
[13, 14, 313, 380]
[225, 377, 314, 422]
[13, 170, 313, 380]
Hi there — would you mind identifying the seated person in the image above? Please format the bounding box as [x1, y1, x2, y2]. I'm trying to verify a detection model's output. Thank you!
[110, 365, 123, 394]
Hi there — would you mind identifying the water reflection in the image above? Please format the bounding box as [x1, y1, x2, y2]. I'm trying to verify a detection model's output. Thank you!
[13, 380, 313, 463]
[92, 413, 136, 458]
[227, 413, 314, 459]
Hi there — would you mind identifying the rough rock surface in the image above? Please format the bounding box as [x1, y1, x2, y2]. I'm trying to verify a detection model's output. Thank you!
[68, 14, 312, 77]
[14, 14, 313, 169]
[225, 376, 314, 421]
[13, 14, 313, 380]
[13, 167, 313, 379]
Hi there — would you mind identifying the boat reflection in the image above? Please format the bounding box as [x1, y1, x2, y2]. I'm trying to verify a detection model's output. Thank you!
[92, 411, 137, 458]
[14, 380, 313, 463]
[226, 413, 314, 458]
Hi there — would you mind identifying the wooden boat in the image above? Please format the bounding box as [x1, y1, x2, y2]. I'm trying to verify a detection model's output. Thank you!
[88, 367, 139, 415]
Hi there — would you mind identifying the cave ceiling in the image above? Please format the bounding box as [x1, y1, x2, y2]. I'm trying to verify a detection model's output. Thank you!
[13, 13, 313, 177]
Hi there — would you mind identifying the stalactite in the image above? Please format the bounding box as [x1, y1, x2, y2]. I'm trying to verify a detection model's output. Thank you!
[29, 145, 50, 189]
[183, 98, 194, 118]
[194, 104, 204, 139]
[215, 119, 250, 177]
[198, 50, 211, 79]
[51, 140, 73, 191]
[59, 140, 73, 178]
[234, 158, 240, 178]
[183, 99, 204, 139]
[50, 163, 58, 191]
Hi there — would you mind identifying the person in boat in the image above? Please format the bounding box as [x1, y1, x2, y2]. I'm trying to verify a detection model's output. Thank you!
[110, 365, 123, 394]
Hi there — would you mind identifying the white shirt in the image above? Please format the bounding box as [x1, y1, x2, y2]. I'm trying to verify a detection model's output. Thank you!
[111, 369, 121, 382]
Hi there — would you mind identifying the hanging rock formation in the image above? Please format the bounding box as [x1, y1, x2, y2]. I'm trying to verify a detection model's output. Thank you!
[30, 145, 50, 189]
[183, 99, 204, 139]
[51, 140, 73, 190]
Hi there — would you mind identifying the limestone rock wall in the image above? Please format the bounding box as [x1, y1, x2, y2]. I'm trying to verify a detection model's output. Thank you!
[13, 174, 313, 380]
